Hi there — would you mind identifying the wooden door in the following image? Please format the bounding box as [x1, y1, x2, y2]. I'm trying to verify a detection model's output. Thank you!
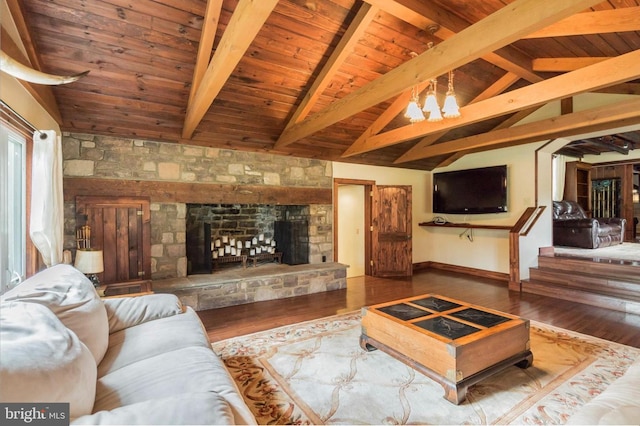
[75, 196, 151, 284]
[372, 185, 412, 277]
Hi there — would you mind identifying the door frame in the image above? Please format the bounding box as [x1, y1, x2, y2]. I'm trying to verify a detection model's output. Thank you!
[333, 178, 375, 276]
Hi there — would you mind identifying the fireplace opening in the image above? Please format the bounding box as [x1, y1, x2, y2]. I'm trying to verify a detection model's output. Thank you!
[186, 204, 311, 274]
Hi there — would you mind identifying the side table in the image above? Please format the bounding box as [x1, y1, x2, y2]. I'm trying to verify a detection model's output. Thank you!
[97, 279, 153, 298]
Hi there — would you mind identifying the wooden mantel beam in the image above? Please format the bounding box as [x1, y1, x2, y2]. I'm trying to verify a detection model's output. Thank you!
[274, 0, 603, 148]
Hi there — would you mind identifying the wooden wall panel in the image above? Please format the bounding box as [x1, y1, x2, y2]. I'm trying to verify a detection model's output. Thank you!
[76, 196, 151, 285]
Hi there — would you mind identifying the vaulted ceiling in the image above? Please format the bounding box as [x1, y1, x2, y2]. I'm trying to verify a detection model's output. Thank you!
[3, 0, 640, 170]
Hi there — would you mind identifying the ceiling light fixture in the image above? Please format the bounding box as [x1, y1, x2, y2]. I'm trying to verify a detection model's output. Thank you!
[405, 43, 461, 123]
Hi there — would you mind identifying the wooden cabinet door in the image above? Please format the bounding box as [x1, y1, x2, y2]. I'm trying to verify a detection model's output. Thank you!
[372, 185, 412, 277]
[75, 196, 151, 284]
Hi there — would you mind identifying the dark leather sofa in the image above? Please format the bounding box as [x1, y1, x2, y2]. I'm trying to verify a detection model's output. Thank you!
[553, 200, 626, 249]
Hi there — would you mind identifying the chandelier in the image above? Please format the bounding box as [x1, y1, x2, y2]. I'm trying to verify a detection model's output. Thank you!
[404, 44, 461, 123]
[404, 70, 461, 123]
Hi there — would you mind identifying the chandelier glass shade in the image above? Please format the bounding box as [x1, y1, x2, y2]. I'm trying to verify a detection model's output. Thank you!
[404, 86, 425, 123]
[422, 79, 442, 122]
[442, 70, 461, 118]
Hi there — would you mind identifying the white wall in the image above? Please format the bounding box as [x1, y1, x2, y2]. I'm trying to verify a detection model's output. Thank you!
[337, 185, 365, 277]
[428, 144, 544, 274]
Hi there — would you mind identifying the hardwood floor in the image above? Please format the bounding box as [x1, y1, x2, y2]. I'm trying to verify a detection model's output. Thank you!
[197, 269, 640, 348]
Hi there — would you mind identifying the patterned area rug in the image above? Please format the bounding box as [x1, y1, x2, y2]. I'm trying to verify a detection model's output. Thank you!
[212, 312, 639, 425]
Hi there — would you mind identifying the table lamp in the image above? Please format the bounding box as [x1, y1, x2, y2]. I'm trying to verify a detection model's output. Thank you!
[74, 249, 104, 287]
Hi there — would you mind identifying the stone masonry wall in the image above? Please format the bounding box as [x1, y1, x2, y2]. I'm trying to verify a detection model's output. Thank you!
[62, 132, 333, 279]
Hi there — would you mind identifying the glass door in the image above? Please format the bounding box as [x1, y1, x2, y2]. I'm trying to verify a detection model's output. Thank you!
[1, 125, 27, 292]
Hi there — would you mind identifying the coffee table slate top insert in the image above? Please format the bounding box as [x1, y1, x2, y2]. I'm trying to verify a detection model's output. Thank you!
[360, 294, 533, 404]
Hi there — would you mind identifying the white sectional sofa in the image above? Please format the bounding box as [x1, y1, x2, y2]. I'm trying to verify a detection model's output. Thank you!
[0, 264, 255, 425]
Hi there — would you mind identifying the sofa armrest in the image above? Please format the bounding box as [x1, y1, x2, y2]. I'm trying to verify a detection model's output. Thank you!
[597, 217, 626, 227]
[104, 294, 184, 334]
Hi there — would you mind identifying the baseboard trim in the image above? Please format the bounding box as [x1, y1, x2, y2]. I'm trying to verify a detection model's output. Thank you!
[414, 261, 509, 282]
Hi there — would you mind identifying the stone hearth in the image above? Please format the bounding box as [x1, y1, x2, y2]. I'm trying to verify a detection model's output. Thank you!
[153, 262, 347, 310]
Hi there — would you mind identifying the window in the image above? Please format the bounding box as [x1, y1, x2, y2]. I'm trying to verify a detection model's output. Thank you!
[1, 106, 32, 293]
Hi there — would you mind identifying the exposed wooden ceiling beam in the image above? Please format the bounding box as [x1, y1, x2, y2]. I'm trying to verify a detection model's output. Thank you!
[282, 2, 378, 131]
[617, 132, 640, 145]
[274, 0, 603, 149]
[395, 98, 640, 161]
[187, 0, 222, 103]
[5, 0, 42, 70]
[430, 105, 545, 167]
[358, 49, 640, 160]
[525, 6, 640, 38]
[583, 137, 630, 155]
[532, 57, 609, 72]
[346, 71, 522, 160]
[365, 0, 542, 83]
[182, 0, 278, 139]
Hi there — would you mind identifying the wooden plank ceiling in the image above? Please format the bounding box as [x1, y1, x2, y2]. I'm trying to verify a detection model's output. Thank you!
[5, 0, 640, 170]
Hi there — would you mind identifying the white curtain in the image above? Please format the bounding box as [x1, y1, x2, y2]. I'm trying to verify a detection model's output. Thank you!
[29, 130, 64, 267]
[552, 154, 567, 202]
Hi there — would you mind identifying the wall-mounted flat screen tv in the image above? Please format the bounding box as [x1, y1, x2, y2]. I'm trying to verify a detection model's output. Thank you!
[433, 165, 508, 214]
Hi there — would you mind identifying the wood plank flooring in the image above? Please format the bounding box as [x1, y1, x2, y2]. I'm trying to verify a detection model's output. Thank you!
[197, 269, 640, 348]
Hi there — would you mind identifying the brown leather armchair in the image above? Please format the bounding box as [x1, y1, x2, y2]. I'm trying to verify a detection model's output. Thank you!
[553, 200, 626, 249]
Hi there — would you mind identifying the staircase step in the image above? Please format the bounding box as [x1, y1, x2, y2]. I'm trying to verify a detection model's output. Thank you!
[529, 267, 640, 299]
[537, 254, 639, 281]
[522, 279, 640, 315]
[524, 253, 640, 315]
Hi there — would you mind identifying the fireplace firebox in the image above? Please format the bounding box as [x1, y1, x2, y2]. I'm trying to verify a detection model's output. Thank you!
[186, 204, 311, 274]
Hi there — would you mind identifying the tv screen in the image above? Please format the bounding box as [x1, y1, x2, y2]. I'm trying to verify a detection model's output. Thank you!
[433, 165, 508, 214]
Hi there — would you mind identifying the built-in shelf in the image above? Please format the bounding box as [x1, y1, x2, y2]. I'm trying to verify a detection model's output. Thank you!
[418, 221, 512, 230]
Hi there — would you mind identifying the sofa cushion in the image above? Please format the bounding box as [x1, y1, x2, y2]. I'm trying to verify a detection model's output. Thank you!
[566, 358, 640, 424]
[103, 293, 183, 334]
[98, 307, 211, 377]
[1, 264, 109, 364]
[72, 393, 237, 425]
[94, 346, 256, 425]
[0, 301, 97, 419]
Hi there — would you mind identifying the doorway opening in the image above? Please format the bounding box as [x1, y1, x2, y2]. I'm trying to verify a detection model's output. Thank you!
[333, 179, 374, 278]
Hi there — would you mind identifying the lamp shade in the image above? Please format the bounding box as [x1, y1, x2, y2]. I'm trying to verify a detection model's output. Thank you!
[74, 249, 104, 274]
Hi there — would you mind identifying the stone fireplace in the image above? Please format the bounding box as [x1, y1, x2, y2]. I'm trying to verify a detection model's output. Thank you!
[62, 133, 336, 280]
[62, 133, 346, 310]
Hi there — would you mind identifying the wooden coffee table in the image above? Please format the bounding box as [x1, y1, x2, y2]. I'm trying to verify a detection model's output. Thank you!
[360, 294, 533, 404]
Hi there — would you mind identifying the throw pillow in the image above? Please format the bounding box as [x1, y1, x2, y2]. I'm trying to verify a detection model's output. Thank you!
[103, 293, 183, 334]
[0, 301, 97, 419]
[1, 264, 109, 364]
